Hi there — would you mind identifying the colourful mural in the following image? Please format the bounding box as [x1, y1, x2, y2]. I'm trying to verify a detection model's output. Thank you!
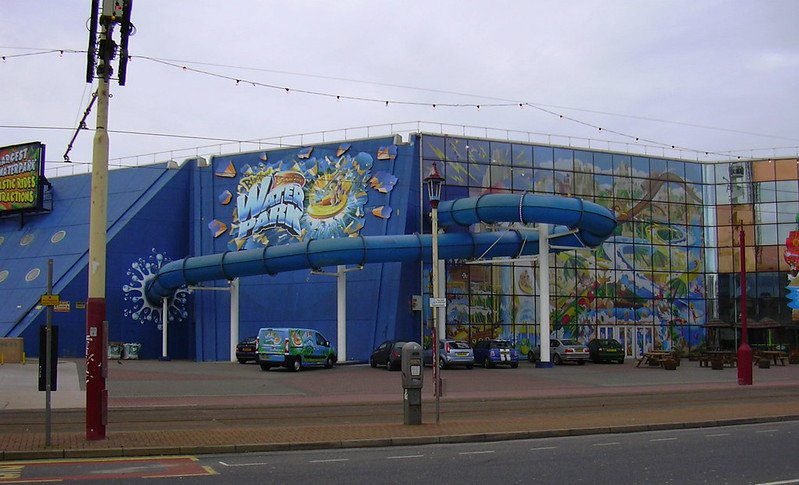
[216, 150, 376, 250]
[784, 230, 799, 309]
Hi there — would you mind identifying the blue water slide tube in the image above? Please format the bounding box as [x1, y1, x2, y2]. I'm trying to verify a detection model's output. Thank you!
[145, 194, 616, 303]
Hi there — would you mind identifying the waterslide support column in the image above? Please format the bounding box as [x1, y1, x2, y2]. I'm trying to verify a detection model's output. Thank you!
[537, 223, 553, 368]
[230, 278, 239, 363]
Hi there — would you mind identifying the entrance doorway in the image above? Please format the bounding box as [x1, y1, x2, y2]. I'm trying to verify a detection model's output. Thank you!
[635, 326, 654, 357]
[597, 326, 633, 359]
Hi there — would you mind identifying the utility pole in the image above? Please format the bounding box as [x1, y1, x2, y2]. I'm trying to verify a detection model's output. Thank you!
[84, 0, 133, 440]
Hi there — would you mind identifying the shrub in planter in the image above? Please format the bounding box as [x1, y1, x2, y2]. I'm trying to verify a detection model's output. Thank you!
[789, 353, 799, 365]
[663, 358, 678, 370]
[711, 359, 724, 370]
[758, 359, 771, 369]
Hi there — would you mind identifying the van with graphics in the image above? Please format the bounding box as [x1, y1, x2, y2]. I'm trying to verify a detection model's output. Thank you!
[256, 327, 337, 372]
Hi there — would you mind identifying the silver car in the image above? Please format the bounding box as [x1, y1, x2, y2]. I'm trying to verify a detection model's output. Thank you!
[530, 338, 589, 365]
[424, 339, 474, 369]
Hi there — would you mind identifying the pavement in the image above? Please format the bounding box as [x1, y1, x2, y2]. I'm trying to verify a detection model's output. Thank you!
[2, 356, 799, 461]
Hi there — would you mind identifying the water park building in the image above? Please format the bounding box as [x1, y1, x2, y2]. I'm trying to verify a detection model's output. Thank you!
[1, 130, 798, 361]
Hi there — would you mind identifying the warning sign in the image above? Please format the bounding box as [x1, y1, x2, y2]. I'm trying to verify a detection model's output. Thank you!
[54, 301, 70, 312]
[40, 294, 60, 306]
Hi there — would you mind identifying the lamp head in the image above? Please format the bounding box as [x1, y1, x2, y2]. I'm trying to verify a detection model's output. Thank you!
[423, 162, 445, 208]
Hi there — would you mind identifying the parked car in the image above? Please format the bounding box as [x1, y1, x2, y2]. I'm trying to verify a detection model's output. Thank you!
[256, 327, 337, 371]
[587, 338, 625, 364]
[530, 338, 589, 365]
[424, 339, 474, 369]
[370, 341, 406, 370]
[473, 339, 519, 368]
[235, 336, 258, 364]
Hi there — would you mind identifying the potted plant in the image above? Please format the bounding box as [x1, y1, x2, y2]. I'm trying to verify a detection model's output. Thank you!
[789, 350, 799, 365]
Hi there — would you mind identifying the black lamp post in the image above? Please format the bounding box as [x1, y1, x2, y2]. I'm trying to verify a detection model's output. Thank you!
[424, 162, 445, 423]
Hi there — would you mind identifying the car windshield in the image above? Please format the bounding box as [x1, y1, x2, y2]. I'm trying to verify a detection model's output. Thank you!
[560, 339, 580, 346]
[596, 339, 620, 347]
[449, 341, 471, 350]
[395, 342, 406, 348]
[490, 340, 511, 349]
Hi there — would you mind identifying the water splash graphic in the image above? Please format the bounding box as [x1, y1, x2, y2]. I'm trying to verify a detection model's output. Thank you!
[122, 249, 189, 324]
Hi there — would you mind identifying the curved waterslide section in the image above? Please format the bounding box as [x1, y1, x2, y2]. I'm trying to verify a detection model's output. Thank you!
[145, 194, 616, 303]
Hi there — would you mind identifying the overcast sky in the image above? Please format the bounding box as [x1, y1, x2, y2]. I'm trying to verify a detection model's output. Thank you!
[1, 1, 798, 175]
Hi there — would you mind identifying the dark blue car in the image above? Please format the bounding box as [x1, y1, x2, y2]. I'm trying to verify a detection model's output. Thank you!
[473, 339, 519, 368]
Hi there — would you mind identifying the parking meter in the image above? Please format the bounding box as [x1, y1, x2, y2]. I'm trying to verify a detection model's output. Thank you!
[401, 342, 423, 425]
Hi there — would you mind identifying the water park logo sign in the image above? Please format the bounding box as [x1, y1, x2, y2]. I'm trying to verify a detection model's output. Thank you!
[0, 142, 44, 213]
[237, 171, 306, 238]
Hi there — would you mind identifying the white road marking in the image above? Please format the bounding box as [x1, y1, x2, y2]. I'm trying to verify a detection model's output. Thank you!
[756, 479, 799, 485]
[529, 446, 557, 451]
[218, 461, 271, 467]
[387, 455, 424, 460]
[650, 437, 678, 442]
[756, 429, 779, 433]
[309, 458, 349, 463]
[458, 451, 495, 455]
[593, 442, 620, 446]
[705, 433, 731, 437]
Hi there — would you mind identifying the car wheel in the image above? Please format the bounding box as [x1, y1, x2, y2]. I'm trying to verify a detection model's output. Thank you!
[237, 358, 247, 364]
[370, 357, 377, 368]
[291, 357, 302, 372]
[438, 357, 446, 370]
[483, 357, 492, 369]
[259, 363, 271, 371]
[324, 356, 333, 369]
[386, 359, 393, 371]
[617, 359, 625, 364]
[578, 359, 585, 365]
[528, 351, 536, 363]
[553, 354, 562, 365]
[510, 362, 519, 369]
[466, 364, 474, 369]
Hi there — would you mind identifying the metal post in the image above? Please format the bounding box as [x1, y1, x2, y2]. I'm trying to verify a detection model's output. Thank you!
[738, 226, 753, 384]
[160, 297, 169, 360]
[45, 258, 53, 446]
[230, 278, 240, 362]
[537, 223, 553, 368]
[431, 203, 441, 423]
[337, 265, 347, 361]
[86, 52, 110, 442]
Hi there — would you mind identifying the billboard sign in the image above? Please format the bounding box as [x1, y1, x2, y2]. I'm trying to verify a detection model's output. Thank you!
[0, 142, 45, 213]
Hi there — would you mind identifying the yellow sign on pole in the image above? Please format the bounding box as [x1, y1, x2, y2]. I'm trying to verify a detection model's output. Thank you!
[40, 294, 60, 306]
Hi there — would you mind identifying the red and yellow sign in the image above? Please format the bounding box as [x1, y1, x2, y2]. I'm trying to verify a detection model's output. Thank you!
[0, 142, 44, 213]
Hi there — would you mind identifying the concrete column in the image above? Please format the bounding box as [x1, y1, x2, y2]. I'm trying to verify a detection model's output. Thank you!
[337, 265, 347, 361]
[537, 223, 552, 368]
[230, 278, 239, 362]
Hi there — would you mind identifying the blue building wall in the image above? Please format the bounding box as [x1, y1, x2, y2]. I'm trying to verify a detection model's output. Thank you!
[190, 136, 422, 361]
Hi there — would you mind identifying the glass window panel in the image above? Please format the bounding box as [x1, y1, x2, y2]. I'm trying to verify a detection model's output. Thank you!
[752, 160, 775, 182]
[594, 152, 613, 174]
[554, 171, 573, 196]
[613, 154, 632, 176]
[511, 144, 533, 168]
[490, 165, 512, 192]
[685, 162, 703, 183]
[490, 142, 511, 166]
[573, 150, 593, 173]
[533, 146, 554, 169]
[667, 182, 686, 203]
[467, 139, 490, 163]
[614, 176, 632, 200]
[595, 174, 613, 197]
[775, 180, 798, 201]
[534, 169, 554, 193]
[469, 163, 489, 188]
[669, 203, 687, 226]
[553, 148, 573, 171]
[756, 202, 777, 224]
[444, 161, 468, 186]
[446, 137, 468, 161]
[775, 159, 798, 180]
[716, 183, 731, 205]
[778, 224, 793, 244]
[756, 181, 777, 203]
[777, 201, 799, 223]
[631, 156, 650, 178]
[573, 172, 593, 196]
[512, 167, 533, 191]
[422, 136, 446, 160]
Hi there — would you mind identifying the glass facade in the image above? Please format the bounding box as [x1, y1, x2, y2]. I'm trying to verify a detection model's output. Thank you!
[422, 134, 799, 357]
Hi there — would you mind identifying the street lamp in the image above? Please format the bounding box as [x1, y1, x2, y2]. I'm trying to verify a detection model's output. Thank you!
[424, 162, 445, 424]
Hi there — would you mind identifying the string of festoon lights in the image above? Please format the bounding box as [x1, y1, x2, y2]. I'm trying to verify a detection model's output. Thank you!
[2, 48, 797, 162]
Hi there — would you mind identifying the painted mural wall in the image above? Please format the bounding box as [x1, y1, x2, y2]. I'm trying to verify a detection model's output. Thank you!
[192, 137, 420, 361]
[420, 134, 707, 356]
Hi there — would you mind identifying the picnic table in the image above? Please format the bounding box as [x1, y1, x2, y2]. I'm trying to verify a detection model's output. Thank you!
[753, 350, 787, 366]
[699, 351, 736, 368]
[636, 351, 674, 368]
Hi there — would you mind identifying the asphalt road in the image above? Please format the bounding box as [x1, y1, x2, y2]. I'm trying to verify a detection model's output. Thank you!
[10, 421, 798, 484]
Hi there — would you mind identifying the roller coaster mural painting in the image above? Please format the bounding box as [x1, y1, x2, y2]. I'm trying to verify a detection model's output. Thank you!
[427, 137, 706, 355]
